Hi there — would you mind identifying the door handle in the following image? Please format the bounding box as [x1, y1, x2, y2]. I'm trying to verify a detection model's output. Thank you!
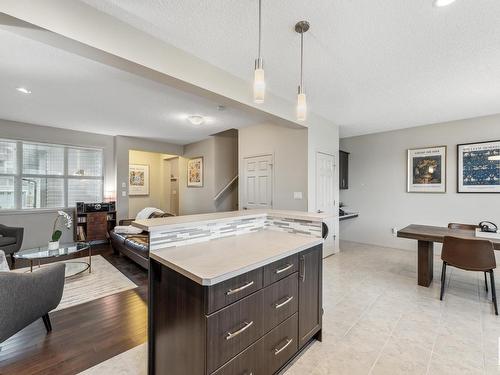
[274, 338, 293, 355]
[226, 321, 254, 340]
[226, 281, 254, 295]
[275, 296, 294, 309]
[299, 255, 306, 282]
[275, 263, 293, 274]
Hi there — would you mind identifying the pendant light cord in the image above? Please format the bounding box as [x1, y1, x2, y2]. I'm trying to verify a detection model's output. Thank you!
[258, 0, 262, 59]
[300, 32, 304, 89]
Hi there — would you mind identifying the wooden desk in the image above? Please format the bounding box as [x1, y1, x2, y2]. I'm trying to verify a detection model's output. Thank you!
[397, 224, 500, 287]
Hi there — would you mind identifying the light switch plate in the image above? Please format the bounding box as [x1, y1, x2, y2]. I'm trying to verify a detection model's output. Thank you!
[121, 191, 127, 197]
[121, 182, 126, 188]
[293, 192, 303, 200]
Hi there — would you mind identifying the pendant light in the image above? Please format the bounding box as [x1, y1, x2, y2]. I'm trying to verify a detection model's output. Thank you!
[295, 21, 309, 122]
[253, 0, 265, 103]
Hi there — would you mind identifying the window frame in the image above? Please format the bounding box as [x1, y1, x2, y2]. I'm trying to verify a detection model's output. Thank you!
[0, 138, 104, 212]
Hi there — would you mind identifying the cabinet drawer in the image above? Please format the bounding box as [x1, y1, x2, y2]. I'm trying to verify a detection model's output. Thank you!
[207, 290, 264, 373]
[211, 313, 298, 375]
[263, 273, 298, 333]
[211, 336, 264, 375]
[206, 268, 263, 314]
[262, 313, 298, 374]
[263, 254, 298, 286]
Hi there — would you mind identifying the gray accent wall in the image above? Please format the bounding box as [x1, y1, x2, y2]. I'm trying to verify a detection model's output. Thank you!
[340, 114, 500, 251]
[0, 119, 114, 249]
[0, 120, 183, 248]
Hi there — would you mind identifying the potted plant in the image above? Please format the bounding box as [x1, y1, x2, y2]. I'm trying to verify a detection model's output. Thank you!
[49, 211, 73, 250]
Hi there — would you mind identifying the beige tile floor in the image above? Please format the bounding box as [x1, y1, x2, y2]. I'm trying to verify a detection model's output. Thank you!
[80, 241, 500, 375]
[285, 241, 500, 375]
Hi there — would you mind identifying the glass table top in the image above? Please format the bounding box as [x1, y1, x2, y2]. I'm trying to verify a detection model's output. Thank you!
[14, 242, 90, 260]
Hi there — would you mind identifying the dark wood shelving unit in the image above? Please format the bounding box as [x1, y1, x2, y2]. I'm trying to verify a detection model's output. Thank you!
[75, 210, 116, 243]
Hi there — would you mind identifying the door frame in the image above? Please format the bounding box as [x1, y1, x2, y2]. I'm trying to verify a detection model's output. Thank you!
[240, 153, 275, 210]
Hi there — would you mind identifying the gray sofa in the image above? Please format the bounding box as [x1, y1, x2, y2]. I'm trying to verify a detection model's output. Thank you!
[0, 253, 65, 343]
[0, 224, 24, 268]
[110, 211, 174, 269]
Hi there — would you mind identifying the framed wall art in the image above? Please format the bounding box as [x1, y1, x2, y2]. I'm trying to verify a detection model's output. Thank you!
[187, 157, 204, 187]
[407, 146, 447, 193]
[457, 140, 500, 193]
[129, 164, 150, 196]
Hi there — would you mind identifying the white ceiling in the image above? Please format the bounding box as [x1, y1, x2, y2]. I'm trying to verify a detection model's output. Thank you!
[81, 0, 500, 137]
[0, 29, 268, 145]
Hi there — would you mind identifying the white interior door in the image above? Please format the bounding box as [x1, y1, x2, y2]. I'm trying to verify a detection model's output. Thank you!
[316, 152, 337, 257]
[242, 155, 273, 209]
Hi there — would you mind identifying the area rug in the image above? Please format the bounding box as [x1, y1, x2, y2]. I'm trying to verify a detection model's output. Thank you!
[78, 343, 147, 375]
[14, 255, 138, 311]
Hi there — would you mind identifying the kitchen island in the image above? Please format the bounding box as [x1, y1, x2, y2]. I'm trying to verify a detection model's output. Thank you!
[137, 210, 328, 375]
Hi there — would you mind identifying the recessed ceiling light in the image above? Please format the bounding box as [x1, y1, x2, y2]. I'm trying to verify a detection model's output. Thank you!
[16, 87, 32, 94]
[187, 115, 205, 125]
[434, 0, 457, 7]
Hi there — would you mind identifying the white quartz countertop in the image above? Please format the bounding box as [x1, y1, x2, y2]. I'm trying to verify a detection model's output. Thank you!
[133, 209, 333, 232]
[149, 229, 323, 286]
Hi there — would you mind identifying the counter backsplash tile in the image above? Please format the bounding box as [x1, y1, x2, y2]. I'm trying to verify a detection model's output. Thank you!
[149, 215, 322, 251]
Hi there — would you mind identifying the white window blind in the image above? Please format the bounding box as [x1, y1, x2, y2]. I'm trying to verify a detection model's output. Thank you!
[0, 140, 17, 209]
[0, 139, 104, 211]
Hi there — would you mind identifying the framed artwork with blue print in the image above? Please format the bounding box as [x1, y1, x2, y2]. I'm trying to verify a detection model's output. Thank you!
[458, 140, 500, 193]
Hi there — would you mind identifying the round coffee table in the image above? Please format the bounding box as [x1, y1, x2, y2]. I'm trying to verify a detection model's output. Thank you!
[14, 242, 92, 278]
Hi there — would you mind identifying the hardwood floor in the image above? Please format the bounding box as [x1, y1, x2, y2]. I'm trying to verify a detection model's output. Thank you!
[0, 245, 148, 375]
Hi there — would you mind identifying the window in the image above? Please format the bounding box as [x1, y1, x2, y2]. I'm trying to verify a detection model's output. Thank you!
[0, 139, 104, 210]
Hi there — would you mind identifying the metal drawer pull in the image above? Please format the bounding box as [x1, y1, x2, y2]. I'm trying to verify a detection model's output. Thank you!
[275, 263, 293, 274]
[226, 281, 254, 295]
[275, 296, 294, 309]
[274, 338, 293, 355]
[226, 321, 254, 340]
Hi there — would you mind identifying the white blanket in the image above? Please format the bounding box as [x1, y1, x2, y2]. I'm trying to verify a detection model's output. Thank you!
[135, 207, 164, 220]
[113, 226, 143, 235]
[0, 250, 9, 272]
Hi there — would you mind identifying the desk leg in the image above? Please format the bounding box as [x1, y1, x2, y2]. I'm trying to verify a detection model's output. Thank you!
[418, 240, 434, 287]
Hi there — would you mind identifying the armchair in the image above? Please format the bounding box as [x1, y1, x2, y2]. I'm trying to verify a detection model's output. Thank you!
[0, 224, 24, 267]
[0, 262, 65, 343]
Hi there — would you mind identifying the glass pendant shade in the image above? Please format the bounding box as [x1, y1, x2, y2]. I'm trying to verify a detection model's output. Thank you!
[297, 91, 307, 122]
[254, 66, 265, 104]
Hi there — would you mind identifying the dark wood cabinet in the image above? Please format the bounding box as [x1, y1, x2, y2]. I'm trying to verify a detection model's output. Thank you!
[75, 210, 116, 242]
[298, 245, 323, 348]
[149, 244, 322, 375]
[339, 150, 349, 190]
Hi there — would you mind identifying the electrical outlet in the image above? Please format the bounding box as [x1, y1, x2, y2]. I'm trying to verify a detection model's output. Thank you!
[293, 192, 303, 200]
[392, 227, 398, 236]
[121, 191, 127, 197]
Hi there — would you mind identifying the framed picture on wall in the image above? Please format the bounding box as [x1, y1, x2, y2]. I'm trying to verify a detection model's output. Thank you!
[407, 146, 447, 193]
[458, 140, 500, 193]
[129, 164, 150, 196]
[187, 157, 203, 187]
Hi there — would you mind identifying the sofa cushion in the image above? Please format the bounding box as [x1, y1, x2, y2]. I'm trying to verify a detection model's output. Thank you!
[0, 236, 16, 247]
[124, 236, 149, 254]
[109, 230, 127, 244]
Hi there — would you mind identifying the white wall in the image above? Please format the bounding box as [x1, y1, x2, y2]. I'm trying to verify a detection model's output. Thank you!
[114, 135, 182, 220]
[340, 114, 500, 251]
[179, 138, 215, 215]
[238, 123, 308, 211]
[128, 150, 170, 218]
